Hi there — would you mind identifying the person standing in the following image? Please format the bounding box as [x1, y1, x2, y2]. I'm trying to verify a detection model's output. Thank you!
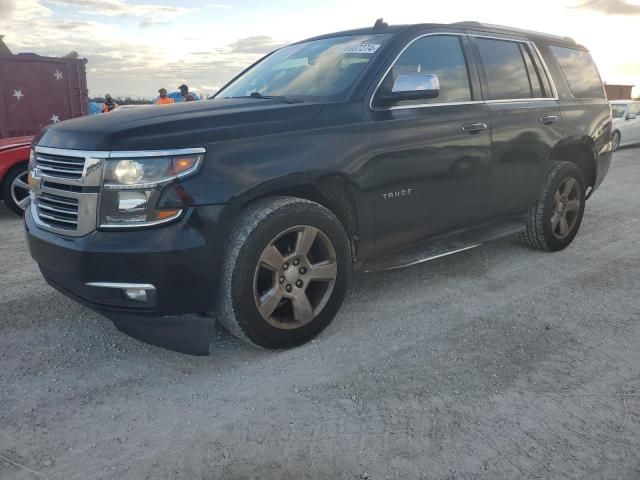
[155, 88, 175, 105]
[179, 84, 195, 102]
[102, 94, 118, 112]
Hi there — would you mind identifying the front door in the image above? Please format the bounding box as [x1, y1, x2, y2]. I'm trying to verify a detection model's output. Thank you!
[368, 33, 491, 253]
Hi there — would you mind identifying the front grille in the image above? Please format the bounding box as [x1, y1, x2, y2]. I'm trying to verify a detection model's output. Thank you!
[36, 192, 79, 231]
[35, 153, 85, 179]
[31, 147, 105, 237]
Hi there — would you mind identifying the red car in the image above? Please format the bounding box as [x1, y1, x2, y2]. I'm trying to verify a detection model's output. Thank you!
[0, 136, 32, 215]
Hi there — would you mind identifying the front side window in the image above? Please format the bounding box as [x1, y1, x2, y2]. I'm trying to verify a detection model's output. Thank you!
[475, 38, 534, 100]
[549, 46, 604, 99]
[216, 34, 392, 102]
[376, 35, 472, 106]
[611, 104, 627, 119]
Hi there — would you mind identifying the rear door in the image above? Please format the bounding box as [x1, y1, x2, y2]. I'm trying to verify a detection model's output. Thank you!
[470, 34, 565, 218]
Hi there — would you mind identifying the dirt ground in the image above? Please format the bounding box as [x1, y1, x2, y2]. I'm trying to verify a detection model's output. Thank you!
[1, 147, 639, 480]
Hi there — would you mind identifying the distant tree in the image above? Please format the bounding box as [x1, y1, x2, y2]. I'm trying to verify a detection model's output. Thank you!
[89, 96, 152, 105]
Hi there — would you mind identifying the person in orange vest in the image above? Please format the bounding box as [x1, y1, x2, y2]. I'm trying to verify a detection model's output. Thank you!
[155, 88, 175, 105]
[102, 94, 118, 113]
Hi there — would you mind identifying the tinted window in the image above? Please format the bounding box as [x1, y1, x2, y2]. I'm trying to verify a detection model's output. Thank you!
[611, 104, 627, 118]
[549, 46, 604, 98]
[476, 38, 533, 100]
[377, 35, 472, 105]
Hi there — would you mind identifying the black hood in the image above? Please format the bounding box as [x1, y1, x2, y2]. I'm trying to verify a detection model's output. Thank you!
[35, 98, 324, 151]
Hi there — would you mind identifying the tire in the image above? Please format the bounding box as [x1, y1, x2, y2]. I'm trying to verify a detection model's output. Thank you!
[521, 161, 586, 252]
[217, 196, 352, 349]
[2, 162, 30, 216]
[612, 131, 621, 152]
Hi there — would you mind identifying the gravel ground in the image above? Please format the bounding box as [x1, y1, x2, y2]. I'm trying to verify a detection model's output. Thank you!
[1, 147, 639, 480]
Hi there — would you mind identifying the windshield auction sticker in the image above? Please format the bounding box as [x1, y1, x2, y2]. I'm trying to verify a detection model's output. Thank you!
[343, 44, 381, 54]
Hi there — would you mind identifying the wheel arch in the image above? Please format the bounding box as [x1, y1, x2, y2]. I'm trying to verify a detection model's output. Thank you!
[237, 174, 362, 261]
[0, 159, 29, 196]
[548, 137, 597, 193]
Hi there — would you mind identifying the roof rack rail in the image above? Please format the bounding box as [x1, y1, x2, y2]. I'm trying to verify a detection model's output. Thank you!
[451, 21, 576, 44]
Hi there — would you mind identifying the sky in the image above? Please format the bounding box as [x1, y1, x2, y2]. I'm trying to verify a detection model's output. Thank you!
[1, 0, 639, 99]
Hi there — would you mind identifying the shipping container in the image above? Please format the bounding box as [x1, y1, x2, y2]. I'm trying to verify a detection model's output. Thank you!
[0, 53, 88, 139]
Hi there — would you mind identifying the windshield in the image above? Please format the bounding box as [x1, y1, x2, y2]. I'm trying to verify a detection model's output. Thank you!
[611, 104, 627, 118]
[216, 34, 392, 102]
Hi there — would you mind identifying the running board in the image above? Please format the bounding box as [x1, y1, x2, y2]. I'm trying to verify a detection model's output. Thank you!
[364, 220, 525, 273]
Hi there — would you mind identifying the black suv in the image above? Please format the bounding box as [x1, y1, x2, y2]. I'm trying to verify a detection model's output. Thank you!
[26, 21, 612, 352]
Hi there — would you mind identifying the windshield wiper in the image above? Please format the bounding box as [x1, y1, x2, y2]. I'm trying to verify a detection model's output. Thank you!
[234, 92, 304, 104]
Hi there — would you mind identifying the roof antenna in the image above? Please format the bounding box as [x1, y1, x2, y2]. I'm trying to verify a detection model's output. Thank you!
[373, 18, 388, 30]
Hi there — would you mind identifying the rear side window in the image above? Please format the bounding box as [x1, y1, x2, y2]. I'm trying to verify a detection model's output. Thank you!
[475, 38, 536, 100]
[378, 35, 472, 105]
[549, 46, 604, 98]
[631, 103, 640, 115]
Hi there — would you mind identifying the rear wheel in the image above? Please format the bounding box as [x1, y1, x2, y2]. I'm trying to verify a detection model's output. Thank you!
[217, 197, 351, 349]
[521, 161, 586, 252]
[2, 163, 29, 216]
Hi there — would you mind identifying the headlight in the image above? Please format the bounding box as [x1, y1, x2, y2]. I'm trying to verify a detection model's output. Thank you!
[99, 152, 203, 228]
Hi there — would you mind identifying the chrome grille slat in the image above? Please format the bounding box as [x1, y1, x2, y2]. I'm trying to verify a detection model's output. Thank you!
[38, 203, 78, 216]
[37, 212, 78, 226]
[39, 193, 79, 208]
[35, 153, 85, 180]
[36, 158, 85, 167]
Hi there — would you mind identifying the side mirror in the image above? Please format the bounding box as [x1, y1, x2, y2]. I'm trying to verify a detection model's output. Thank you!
[375, 73, 440, 107]
[627, 113, 637, 120]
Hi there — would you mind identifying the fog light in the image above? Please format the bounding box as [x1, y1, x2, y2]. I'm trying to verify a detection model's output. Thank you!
[124, 288, 148, 302]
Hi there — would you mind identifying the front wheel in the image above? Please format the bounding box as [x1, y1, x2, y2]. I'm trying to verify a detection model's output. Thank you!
[521, 161, 586, 252]
[217, 197, 352, 349]
[2, 163, 30, 216]
[612, 131, 621, 152]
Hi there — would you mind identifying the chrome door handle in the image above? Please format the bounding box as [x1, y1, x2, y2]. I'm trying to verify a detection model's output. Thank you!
[461, 123, 488, 134]
[539, 115, 558, 125]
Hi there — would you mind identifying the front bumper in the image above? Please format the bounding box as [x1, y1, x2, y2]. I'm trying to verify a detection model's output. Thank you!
[25, 203, 239, 318]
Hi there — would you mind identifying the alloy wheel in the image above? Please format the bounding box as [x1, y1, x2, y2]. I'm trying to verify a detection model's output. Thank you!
[551, 176, 581, 239]
[253, 225, 338, 330]
[10, 171, 30, 211]
[612, 132, 620, 151]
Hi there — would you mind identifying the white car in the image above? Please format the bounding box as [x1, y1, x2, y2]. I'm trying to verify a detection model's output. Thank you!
[611, 100, 640, 151]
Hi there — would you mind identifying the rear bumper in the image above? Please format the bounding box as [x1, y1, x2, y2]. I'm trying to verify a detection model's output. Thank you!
[590, 141, 613, 197]
[25, 203, 239, 318]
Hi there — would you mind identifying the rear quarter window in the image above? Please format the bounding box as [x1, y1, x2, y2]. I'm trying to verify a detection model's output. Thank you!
[549, 46, 604, 99]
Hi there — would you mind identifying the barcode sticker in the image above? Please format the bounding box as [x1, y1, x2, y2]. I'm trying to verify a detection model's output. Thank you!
[343, 44, 381, 54]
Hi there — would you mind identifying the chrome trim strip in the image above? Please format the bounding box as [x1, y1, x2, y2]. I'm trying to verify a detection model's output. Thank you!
[99, 210, 184, 229]
[379, 101, 485, 111]
[34, 146, 110, 158]
[86, 282, 156, 290]
[108, 147, 206, 158]
[376, 244, 482, 272]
